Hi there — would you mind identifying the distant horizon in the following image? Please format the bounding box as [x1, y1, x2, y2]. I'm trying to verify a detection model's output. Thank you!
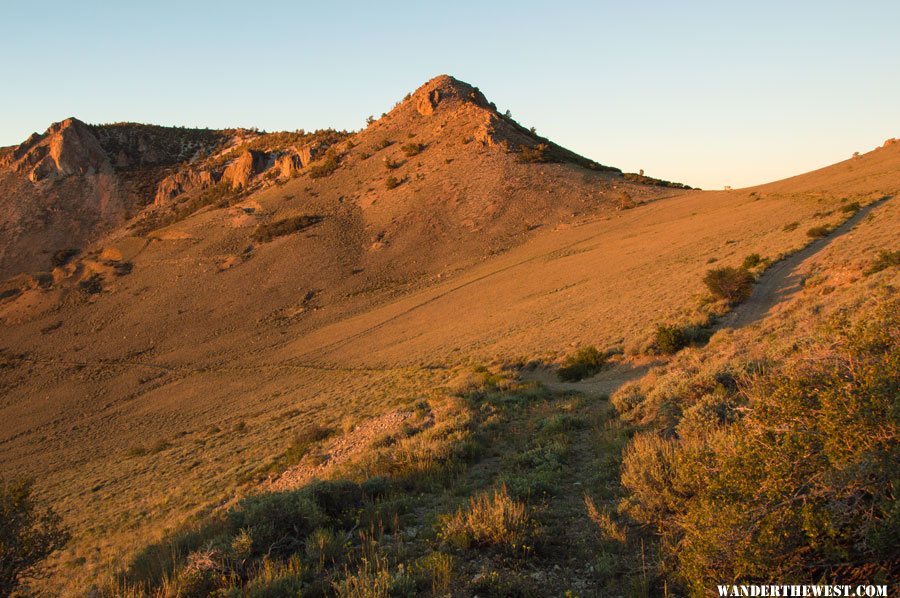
[1, 0, 897, 189]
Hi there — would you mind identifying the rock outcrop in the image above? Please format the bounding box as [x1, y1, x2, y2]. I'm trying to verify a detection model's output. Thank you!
[413, 74, 490, 116]
[154, 168, 218, 205]
[6, 118, 110, 182]
[222, 149, 269, 189]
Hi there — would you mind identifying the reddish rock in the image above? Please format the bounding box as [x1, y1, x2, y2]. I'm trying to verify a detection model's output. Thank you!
[222, 149, 269, 189]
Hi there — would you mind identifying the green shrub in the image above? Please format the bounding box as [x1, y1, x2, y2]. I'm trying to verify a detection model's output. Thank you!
[806, 225, 831, 238]
[702, 266, 755, 305]
[654, 324, 687, 355]
[0, 478, 70, 596]
[840, 201, 861, 213]
[619, 301, 900, 592]
[558, 346, 606, 381]
[252, 215, 323, 243]
[229, 491, 325, 558]
[741, 253, 762, 269]
[385, 176, 403, 190]
[401, 143, 425, 157]
[308, 148, 341, 178]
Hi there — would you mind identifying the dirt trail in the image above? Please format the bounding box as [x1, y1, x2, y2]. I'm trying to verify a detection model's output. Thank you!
[720, 195, 892, 329]
[522, 358, 665, 398]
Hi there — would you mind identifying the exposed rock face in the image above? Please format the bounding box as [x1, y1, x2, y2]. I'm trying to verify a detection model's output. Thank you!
[274, 141, 325, 178]
[413, 74, 490, 116]
[154, 168, 218, 205]
[275, 152, 303, 178]
[222, 150, 269, 189]
[884, 138, 898, 148]
[7, 118, 110, 182]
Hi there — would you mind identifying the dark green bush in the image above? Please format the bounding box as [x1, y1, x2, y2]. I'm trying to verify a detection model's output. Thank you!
[558, 346, 606, 381]
[741, 253, 762, 269]
[806, 225, 831, 238]
[620, 301, 900, 592]
[0, 479, 70, 596]
[401, 142, 425, 157]
[702, 266, 754, 305]
[654, 324, 687, 355]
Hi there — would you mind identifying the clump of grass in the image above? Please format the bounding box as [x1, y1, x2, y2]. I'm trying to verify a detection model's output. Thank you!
[782, 221, 799, 232]
[439, 484, 534, 551]
[806, 225, 831, 239]
[385, 176, 403, 190]
[584, 495, 626, 543]
[703, 266, 755, 305]
[251, 215, 323, 243]
[539, 413, 586, 436]
[863, 250, 900, 276]
[558, 345, 606, 382]
[840, 201, 862, 213]
[416, 552, 454, 594]
[374, 139, 394, 151]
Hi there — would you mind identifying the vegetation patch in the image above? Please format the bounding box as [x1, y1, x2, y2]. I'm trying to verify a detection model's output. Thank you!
[385, 176, 404, 190]
[703, 266, 755, 305]
[558, 345, 606, 381]
[806, 224, 831, 238]
[438, 484, 535, 552]
[618, 302, 899, 593]
[251, 215, 323, 243]
[401, 142, 425, 157]
[653, 323, 688, 355]
[0, 478, 70, 596]
[519, 143, 552, 164]
[863, 249, 900, 276]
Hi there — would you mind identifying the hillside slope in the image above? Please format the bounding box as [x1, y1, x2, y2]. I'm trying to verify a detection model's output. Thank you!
[0, 77, 897, 594]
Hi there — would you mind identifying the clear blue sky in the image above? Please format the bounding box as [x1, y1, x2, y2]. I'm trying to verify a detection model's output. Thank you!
[1, 0, 897, 189]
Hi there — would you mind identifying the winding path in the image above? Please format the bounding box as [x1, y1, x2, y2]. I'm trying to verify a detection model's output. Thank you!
[719, 195, 892, 329]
